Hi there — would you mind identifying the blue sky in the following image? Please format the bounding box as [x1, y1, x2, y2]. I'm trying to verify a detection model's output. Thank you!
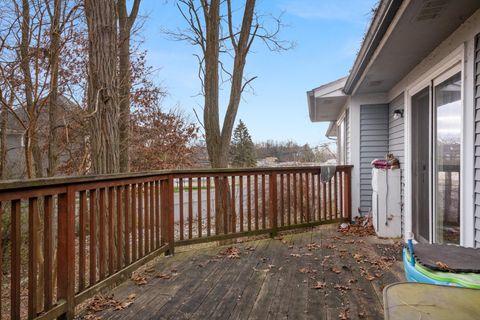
[137, 0, 377, 147]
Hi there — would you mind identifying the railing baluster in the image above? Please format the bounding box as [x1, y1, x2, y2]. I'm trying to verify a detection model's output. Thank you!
[206, 177, 211, 237]
[179, 178, 184, 240]
[131, 184, 137, 262]
[239, 176, 244, 232]
[344, 168, 352, 220]
[334, 171, 338, 219]
[261, 174, 266, 229]
[269, 173, 278, 237]
[300, 173, 304, 223]
[79, 191, 87, 291]
[99, 188, 106, 280]
[223, 176, 228, 234]
[155, 181, 160, 249]
[317, 173, 321, 221]
[214, 177, 219, 235]
[254, 174, 259, 230]
[57, 187, 75, 319]
[311, 172, 315, 222]
[116, 186, 123, 270]
[322, 181, 327, 221]
[150, 181, 155, 250]
[305, 173, 310, 222]
[108, 186, 115, 275]
[328, 179, 332, 220]
[188, 177, 193, 239]
[89, 189, 97, 285]
[11, 199, 21, 320]
[231, 176, 236, 234]
[280, 174, 284, 227]
[287, 174, 291, 226]
[247, 175, 252, 231]
[339, 171, 344, 218]
[293, 173, 297, 224]
[28, 197, 38, 319]
[198, 177, 202, 237]
[44, 195, 53, 309]
[125, 185, 131, 265]
[144, 182, 149, 254]
[138, 183, 143, 258]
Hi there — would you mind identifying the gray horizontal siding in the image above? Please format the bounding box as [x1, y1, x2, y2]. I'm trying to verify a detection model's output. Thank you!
[359, 104, 389, 214]
[475, 34, 480, 248]
[389, 94, 405, 235]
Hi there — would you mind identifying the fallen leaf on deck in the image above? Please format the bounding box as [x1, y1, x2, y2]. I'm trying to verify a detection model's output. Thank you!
[331, 267, 341, 274]
[219, 247, 241, 259]
[155, 272, 172, 280]
[364, 274, 375, 281]
[307, 242, 321, 250]
[311, 281, 326, 289]
[334, 284, 351, 291]
[338, 308, 349, 319]
[131, 276, 148, 285]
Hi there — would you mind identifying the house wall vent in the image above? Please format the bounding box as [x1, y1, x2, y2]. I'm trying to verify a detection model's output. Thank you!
[415, 0, 448, 21]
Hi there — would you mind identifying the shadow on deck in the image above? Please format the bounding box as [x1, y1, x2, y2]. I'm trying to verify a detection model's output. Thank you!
[80, 224, 404, 320]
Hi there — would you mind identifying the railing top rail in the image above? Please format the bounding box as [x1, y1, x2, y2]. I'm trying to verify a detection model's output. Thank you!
[0, 165, 353, 192]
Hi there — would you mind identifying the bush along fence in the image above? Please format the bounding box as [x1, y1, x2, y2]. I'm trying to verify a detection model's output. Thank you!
[0, 165, 352, 319]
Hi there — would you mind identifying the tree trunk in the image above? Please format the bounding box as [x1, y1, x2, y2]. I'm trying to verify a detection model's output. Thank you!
[117, 0, 140, 173]
[85, 0, 120, 174]
[201, 0, 256, 235]
[47, 0, 62, 177]
[0, 90, 8, 180]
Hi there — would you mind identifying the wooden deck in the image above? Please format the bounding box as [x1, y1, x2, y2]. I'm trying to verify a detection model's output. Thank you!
[80, 224, 404, 320]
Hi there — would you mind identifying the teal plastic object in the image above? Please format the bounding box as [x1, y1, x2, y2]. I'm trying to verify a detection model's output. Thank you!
[403, 248, 480, 289]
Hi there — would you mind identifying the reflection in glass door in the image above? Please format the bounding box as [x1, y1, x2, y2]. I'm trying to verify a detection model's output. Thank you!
[411, 87, 431, 243]
[434, 72, 461, 244]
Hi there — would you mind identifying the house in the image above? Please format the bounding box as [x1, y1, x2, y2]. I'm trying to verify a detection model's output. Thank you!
[3, 94, 80, 178]
[307, 0, 480, 248]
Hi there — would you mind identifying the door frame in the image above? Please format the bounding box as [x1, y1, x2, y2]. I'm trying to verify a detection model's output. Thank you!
[404, 44, 469, 245]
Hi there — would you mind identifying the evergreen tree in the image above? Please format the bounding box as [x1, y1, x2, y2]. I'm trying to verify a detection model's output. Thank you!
[230, 120, 256, 167]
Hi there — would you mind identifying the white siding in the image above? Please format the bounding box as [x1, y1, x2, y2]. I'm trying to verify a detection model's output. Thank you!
[389, 94, 405, 234]
[359, 104, 389, 214]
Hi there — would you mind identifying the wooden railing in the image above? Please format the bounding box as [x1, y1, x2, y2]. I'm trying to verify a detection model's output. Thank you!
[0, 165, 352, 319]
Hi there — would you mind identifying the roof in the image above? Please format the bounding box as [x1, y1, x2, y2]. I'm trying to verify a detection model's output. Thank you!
[307, 0, 480, 127]
[307, 77, 347, 122]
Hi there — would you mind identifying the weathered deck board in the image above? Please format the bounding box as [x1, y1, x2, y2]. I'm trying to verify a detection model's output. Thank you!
[82, 225, 403, 320]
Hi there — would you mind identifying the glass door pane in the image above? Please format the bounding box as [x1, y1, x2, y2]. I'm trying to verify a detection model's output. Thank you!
[411, 87, 430, 243]
[434, 72, 461, 244]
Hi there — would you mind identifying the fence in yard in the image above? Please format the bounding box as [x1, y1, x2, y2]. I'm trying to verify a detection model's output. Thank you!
[0, 165, 352, 319]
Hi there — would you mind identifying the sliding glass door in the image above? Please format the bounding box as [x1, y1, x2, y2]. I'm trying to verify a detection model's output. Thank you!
[434, 71, 462, 244]
[410, 66, 462, 244]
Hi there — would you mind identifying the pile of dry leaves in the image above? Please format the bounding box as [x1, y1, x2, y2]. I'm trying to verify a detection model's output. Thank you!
[337, 216, 375, 236]
[83, 293, 136, 319]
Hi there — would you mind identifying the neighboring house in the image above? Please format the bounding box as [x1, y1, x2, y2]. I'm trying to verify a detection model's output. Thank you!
[307, 0, 480, 248]
[4, 95, 79, 179]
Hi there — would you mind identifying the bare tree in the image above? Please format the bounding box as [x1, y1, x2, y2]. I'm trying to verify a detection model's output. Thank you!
[171, 0, 291, 168]
[84, 0, 120, 174]
[117, 0, 141, 173]
[170, 0, 291, 232]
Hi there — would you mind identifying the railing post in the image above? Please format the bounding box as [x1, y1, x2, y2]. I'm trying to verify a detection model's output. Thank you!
[57, 186, 76, 319]
[161, 175, 175, 255]
[343, 167, 352, 222]
[269, 172, 278, 237]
